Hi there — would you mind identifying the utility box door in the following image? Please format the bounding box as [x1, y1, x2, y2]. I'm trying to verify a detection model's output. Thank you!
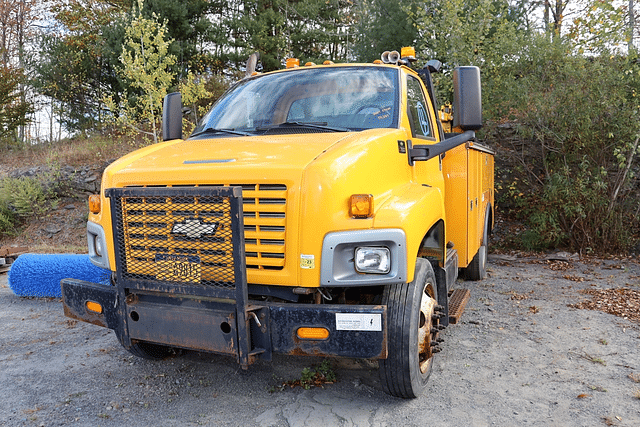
[443, 143, 494, 268]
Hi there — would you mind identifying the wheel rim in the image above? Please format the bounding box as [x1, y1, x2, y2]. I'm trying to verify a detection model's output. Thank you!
[417, 285, 437, 374]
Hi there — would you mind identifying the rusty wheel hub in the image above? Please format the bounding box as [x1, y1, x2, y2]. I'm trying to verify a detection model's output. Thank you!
[417, 285, 437, 374]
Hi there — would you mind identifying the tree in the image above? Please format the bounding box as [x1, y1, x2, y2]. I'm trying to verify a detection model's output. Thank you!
[104, 0, 176, 144]
[33, 0, 128, 134]
[140, 0, 223, 74]
[0, 65, 31, 147]
[288, 0, 355, 63]
[0, 0, 37, 67]
[566, 0, 627, 54]
[352, 0, 418, 62]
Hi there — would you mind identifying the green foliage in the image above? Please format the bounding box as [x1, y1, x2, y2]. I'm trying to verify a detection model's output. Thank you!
[411, 0, 526, 103]
[104, 0, 177, 144]
[33, 0, 127, 134]
[178, 73, 215, 135]
[227, 0, 355, 71]
[352, 0, 418, 62]
[270, 359, 337, 391]
[297, 359, 337, 389]
[567, 0, 627, 54]
[486, 36, 640, 253]
[0, 176, 56, 236]
[140, 0, 221, 73]
[0, 66, 32, 147]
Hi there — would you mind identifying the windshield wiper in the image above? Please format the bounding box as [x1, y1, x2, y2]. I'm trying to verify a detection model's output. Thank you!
[191, 127, 252, 137]
[257, 121, 349, 133]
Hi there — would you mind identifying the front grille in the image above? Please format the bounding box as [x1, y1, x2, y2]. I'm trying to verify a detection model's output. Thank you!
[110, 184, 287, 289]
[240, 184, 287, 270]
[110, 188, 240, 290]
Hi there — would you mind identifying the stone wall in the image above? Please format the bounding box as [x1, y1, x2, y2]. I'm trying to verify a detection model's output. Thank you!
[7, 161, 112, 198]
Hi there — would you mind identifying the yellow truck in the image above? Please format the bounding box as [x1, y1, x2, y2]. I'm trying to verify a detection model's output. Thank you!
[61, 48, 494, 398]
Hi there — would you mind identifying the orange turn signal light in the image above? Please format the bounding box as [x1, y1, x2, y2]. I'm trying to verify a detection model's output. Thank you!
[297, 327, 330, 340]
[349, 194, 374, 218]
[286, 58, 300, 68]
[88, 194, 101, 214]
[86, 301, 103, 314]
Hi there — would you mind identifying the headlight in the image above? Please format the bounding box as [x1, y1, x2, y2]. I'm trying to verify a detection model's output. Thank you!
[94, 235, 104, 257]
[87, 221, 110, 269]
[354, 247, 390, 274]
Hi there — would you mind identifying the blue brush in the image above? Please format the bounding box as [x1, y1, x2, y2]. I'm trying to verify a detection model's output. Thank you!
[8, 254, 110, 298]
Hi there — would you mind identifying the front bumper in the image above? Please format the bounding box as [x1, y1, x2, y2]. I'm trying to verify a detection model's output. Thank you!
[61, 278, 388, 363]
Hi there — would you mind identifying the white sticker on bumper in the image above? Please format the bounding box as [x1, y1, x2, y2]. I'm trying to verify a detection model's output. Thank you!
[335, 313, 382, 331]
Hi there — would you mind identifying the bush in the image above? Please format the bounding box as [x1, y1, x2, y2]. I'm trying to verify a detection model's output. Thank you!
[0, 176, 57, 236]
[483, 37, 640, 253]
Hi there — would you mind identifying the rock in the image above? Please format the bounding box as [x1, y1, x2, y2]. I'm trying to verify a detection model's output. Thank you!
[44, 224, 62, 235]
[7, 162, 108, 198]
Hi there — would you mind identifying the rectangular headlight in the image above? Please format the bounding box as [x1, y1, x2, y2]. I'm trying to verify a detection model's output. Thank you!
[354, 247, 390, 274]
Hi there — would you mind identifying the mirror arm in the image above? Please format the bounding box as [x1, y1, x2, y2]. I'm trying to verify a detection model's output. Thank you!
[408, 130, 476, 166]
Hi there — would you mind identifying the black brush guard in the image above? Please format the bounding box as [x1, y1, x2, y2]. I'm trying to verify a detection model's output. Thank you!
[61, 186, 387, 367]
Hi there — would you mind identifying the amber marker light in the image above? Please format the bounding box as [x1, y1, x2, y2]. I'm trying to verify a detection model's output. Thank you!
[297, 327, 330, 340]
[349, 194, 374, 218]
[401, 46, 416, 60]
[86, 301, 103, 314]
[88, 194, 101, 214]
[286, 58, 300, 68]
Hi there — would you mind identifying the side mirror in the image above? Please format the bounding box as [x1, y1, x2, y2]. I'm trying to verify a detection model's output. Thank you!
[452, 66, 482, 131]
[162, 92, 183, 141]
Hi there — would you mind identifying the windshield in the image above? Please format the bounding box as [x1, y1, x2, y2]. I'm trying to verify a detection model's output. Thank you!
[192, 66, 399, 137]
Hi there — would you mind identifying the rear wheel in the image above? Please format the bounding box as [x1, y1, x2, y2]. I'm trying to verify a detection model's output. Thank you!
[379, 258, 440, 398]
[465, 208, 490, 281]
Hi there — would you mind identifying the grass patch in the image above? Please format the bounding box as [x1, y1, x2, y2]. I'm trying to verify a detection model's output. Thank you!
[1, 135, 139, 169]
[270, 359, 337, 392]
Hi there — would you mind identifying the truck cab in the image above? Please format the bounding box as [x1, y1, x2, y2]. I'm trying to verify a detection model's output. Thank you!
[62, 50, 494, 399]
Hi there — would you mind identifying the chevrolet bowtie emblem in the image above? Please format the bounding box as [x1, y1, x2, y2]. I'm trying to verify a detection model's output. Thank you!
[172, 219, 218, 238]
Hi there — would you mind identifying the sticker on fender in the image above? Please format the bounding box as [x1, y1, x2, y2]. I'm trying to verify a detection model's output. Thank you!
[335, 313, 382, 331]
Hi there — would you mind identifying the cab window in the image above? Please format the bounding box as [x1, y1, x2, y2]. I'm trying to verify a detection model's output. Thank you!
[406, 76, 433, 139]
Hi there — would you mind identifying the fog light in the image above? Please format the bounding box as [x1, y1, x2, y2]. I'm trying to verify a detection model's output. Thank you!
[354, 247, 390, 274]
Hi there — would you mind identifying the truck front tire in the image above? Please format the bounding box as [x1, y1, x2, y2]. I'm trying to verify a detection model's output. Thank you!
[379, 258, 439, 398]
[115, 328, 174, 360]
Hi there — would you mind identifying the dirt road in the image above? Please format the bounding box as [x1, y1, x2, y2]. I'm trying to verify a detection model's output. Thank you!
[1, 255, 639, 427]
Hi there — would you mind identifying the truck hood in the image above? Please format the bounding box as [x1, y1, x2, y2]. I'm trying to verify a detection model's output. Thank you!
[103, 132, 356, 187]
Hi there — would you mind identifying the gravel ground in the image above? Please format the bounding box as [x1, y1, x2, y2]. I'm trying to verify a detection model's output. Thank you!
[1, 255, 639, 427]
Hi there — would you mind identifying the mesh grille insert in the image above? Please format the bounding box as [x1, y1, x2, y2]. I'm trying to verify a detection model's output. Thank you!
[112, 192, 236, 289]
